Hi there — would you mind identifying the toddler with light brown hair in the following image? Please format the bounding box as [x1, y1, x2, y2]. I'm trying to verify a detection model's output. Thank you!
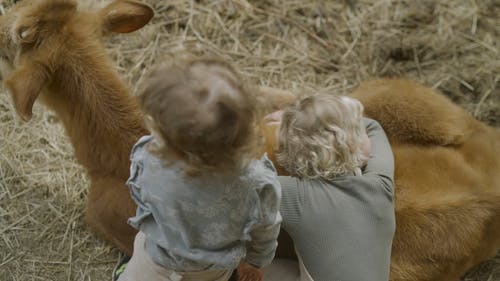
[116, 59, 281, 281]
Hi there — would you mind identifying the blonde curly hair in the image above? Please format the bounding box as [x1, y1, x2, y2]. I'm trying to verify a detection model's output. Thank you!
[277, 94, 368, 180]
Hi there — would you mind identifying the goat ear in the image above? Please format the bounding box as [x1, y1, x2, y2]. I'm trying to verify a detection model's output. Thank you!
[100, 0, 154, 34]
[16, 25, 38, 44]
[4, 63, 49, 121]
[14, 0, 77, 44]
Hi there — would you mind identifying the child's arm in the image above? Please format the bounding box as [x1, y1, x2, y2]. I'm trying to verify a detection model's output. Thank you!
[256, 86, 296, 114]
[362, 118, 395, 193]
[244, 181, 282, 271]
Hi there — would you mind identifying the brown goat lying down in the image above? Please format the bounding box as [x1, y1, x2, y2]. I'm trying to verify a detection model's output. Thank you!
[0, 1, 498, 280]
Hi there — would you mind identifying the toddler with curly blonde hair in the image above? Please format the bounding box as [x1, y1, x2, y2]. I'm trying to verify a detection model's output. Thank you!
[277, 94, 371, 179]
[264, 93, 394, 281]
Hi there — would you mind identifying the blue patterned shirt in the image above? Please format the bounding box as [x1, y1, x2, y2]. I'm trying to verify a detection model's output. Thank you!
[126, 136, 282, 271]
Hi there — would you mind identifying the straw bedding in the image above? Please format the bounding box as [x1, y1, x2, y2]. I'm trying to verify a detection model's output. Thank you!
[0, 0, 498, 280]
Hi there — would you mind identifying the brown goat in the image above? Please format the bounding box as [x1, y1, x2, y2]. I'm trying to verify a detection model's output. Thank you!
[264, 79, 500, 281]
[351, 80, 500, 281]
[0, 0, 294, 254]
[0, 1, 499, 281]
[0, 0, 154, 252]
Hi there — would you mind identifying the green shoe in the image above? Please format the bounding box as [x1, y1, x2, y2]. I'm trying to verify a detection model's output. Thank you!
[112, 254, 131, 281]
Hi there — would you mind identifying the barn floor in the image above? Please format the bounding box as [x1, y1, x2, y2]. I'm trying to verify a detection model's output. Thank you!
[0, 0, 498, 280]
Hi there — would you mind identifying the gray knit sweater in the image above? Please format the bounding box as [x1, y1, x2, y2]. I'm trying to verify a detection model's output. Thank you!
[279, 118, 395, 281]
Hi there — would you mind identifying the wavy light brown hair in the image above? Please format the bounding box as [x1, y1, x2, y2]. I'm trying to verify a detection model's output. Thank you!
[138, 58, 263, 175]
[277, 94, 368, 180]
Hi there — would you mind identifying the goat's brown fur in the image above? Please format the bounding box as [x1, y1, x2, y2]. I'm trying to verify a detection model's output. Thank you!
[0, 0, 153, 252]
[0, 1, 499, 280]
[350, 79, 500, 280]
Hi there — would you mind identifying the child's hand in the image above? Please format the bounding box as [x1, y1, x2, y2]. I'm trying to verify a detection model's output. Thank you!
[361, 130, 372, 163]
[263, 110, 283, 126]
[237, 261, 263, 281]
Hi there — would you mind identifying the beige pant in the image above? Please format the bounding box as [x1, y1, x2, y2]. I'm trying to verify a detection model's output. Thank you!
[117, 232, 234, 281]
[263, 252, 314, 281]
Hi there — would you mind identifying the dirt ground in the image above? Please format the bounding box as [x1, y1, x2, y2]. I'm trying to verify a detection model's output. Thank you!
[0, 0, 498, 280]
